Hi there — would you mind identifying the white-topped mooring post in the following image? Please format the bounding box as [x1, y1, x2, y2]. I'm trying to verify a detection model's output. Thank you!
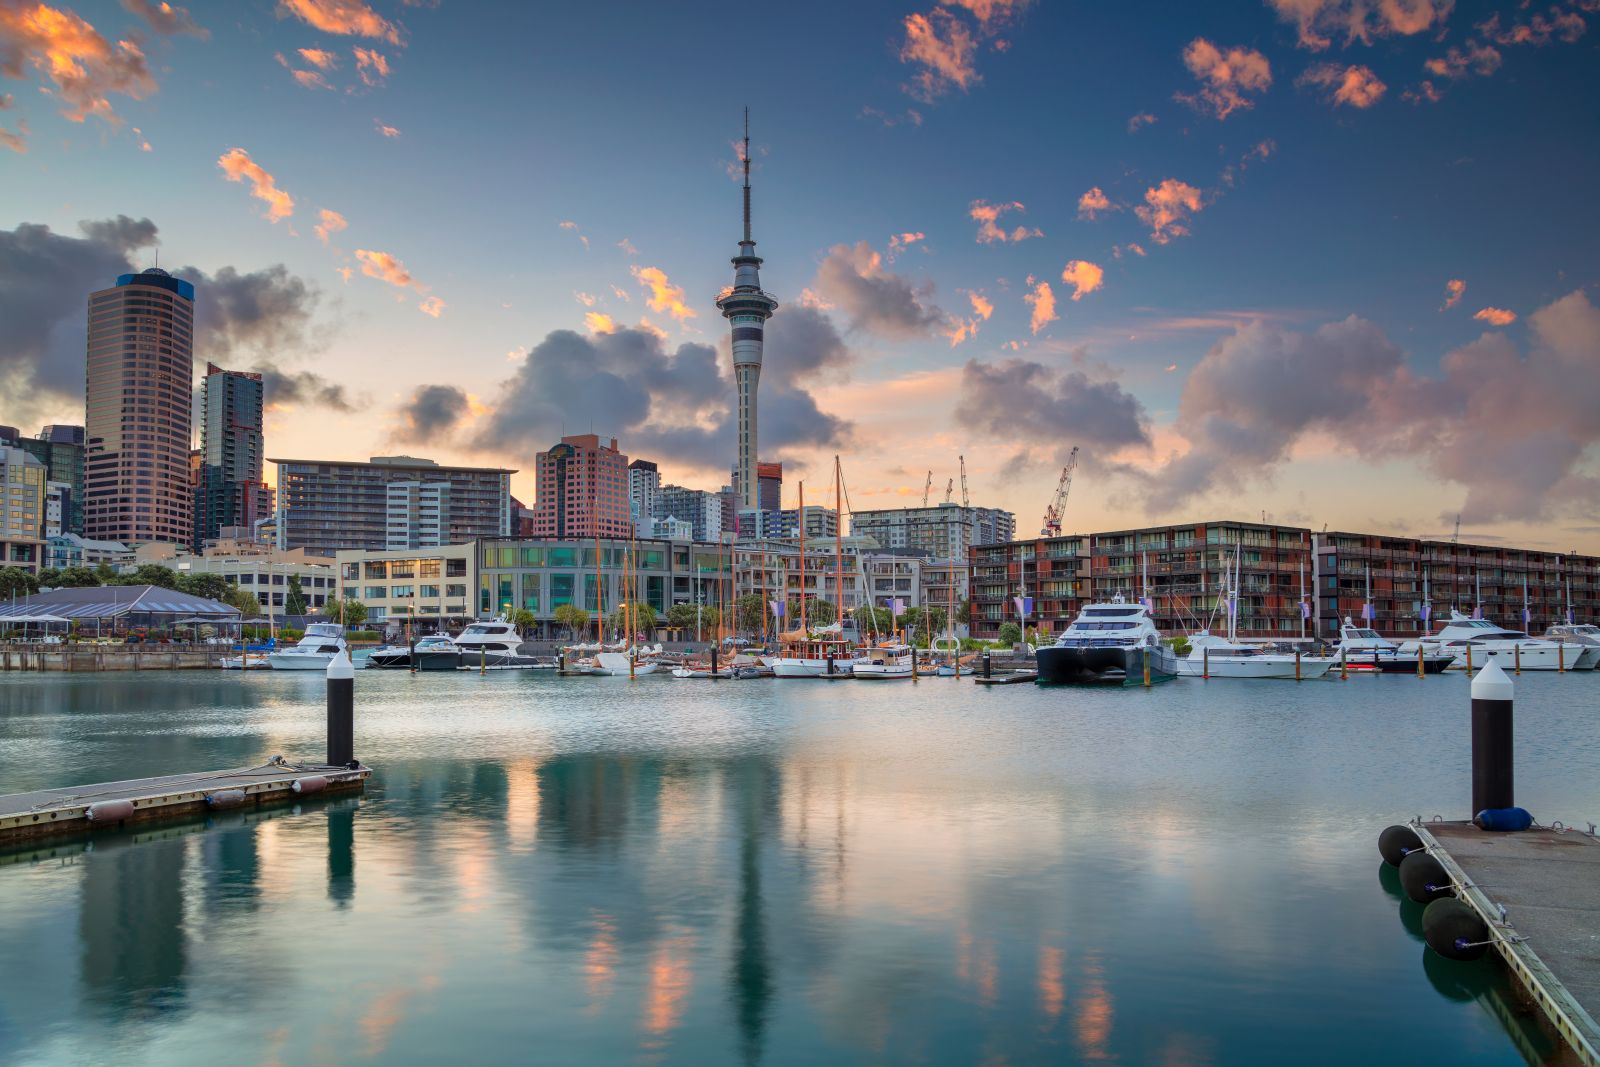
[327, 651, 355, 768]
[1470, 659, 1513, 817]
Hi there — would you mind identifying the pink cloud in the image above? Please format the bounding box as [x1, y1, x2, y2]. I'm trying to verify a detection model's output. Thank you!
[1077, 186, 1116, 220]
[278, 0, 400, 44]
[1474, 307, 1516, 326]
[313, 207, 347, 245]
[1023, 276, 1056, 334]
[217, 147, 295, 222]
[0, 1, 158, 124]
[900, 9, 979, 102]
[970, 200, 1042, 244]
[352, 46, 389, 86]
[1442, 279, 1465, 310]
[1297, 62, 1387, 107]
[1135, 179, 1204, 244]
[1060, 260, 1104, 301]
[1177, 38, 1271, 119]
[1266, 0, 1455, 51]
[631, 265, 696, 322]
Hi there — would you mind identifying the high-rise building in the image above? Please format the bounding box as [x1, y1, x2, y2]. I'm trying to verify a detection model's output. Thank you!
[85, 268, 195, 545]
[757, 462, 782, 512]
[1, 446, 47, 575]
[272, 455, 514, 556]
[656, 484, 723, 543]
[628, 459, 660, 532]
[530, 434, 631, 539]
[44, 482, 74, 538]
[714, 112, 779, 512]
[849, 503, 1015, 559]
[193, 363, 270, 551]
[0, 425, 87, 535]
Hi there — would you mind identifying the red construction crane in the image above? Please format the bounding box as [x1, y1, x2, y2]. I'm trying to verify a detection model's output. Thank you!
[1040, 446, 1080, 537]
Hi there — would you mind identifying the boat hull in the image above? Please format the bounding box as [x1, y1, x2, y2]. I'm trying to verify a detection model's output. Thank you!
[1427, 644, 1577, 671]
[1037, 645, 1179, 685]
[851, 663, 913, 679]
[1176, 655, 1335, 679]
[1338, 653, 1454, 674]
[770, 657, 859, 678]
[266, 653, 339, 670]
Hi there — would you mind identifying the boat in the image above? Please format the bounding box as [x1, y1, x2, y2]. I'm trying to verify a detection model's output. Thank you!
[671, 662, 733, 679]
[1542, 624, 1600, 670]
[1176, 633, 1335, 679]
[1036, 598, 1180, 685]
[367, 633, 461, 670]
[1400, 611, 1574, 671]
[453, 615, 542, 667]
[219, 651, 272, 670]
[768, 628, 860, 678]
[265, 622, 347, 670]
[586, 650, 661, 676]
[1333, 618, 1454, 674]
[852, 643, 914, 679]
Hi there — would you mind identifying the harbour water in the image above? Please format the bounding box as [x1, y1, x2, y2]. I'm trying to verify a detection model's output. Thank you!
[1, 671, 1596, 1065]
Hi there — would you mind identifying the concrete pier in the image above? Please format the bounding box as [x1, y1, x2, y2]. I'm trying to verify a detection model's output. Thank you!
[0, 760, 369, 845]
[1415, 820, 1600, 1065]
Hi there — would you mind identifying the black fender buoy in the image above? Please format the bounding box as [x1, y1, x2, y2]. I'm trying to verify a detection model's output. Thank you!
[1399, 850, 1452, 904]
[1379, 824, 1423, 866]
[1422, 898, 1490, 961]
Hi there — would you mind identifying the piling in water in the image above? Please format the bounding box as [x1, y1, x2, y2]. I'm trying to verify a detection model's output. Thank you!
[1470, 660, 1514, 816]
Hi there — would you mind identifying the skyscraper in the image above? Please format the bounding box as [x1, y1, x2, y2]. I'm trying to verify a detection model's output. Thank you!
[715, 111, 778, 512]
[85, 268, 195, 545]
[193, 362, 270, 551]
[530, 434, 631, 539]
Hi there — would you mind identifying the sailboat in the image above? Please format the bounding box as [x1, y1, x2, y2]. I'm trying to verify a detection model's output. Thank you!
[768, 466, 864, 678]
[1176, 542, 1335, 679]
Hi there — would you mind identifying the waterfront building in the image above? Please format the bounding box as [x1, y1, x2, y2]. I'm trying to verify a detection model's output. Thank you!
[168, 551, 337, 619]
[849, 503, 1014, 561]
[656, 484, 724, 543]
[1, 446, 47, 542]
[85, 268, 195, 545]
[271, 455, 514, 556]
[335, 543, 475, 626]
[715, 115, 779, 512]
[643, 515, 694, 541]
[529, 434, 630, 539]
[919, 558, 969, 636]
[0, 425, 86, 534]
[628, 459, 661, 533]
[43, 532, 133, 571]
[192, 363, 270, 552]
[0, 584, 238, 633]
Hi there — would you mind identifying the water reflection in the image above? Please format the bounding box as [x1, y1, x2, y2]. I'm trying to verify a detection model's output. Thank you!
[80, 831, 187, 1021]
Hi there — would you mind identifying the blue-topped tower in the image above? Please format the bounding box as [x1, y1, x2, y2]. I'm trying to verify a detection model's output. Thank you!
[715, 110, 779, 513]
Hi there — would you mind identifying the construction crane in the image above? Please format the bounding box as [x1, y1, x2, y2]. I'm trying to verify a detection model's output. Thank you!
[958, 455, 970, 508]
[921, 470, 933, 507]
[943, 478, 955, 504]
[1040, 446, 1080, 537]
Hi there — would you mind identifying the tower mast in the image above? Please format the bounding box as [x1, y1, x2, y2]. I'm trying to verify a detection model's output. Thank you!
[716, 109, 779, 514]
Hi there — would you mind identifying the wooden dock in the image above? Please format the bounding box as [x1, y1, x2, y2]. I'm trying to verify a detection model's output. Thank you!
[0, 759, 370, 846]
[1416, 821, 1600, 1065]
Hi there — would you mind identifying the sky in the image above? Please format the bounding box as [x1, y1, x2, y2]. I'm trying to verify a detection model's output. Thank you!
[2, 0, 1598, 551]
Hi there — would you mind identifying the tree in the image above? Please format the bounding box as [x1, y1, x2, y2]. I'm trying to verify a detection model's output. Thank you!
[331, 597, 367, 627]
[509, 607, 537, 635]
[0, 567, 38, 599]
[93, 561, 117, 584]
[955, 598, 972, 625]
[35, 568, 60, 589]
[225, 587, 262, 616]
[608, 602, 657, 635]
[736, 593, 767, 635]
[177, 572, 231, 603]
[853, 604, 892, 636]
[553, 603, 589, 640]
[57, 566, 102, 588]
[786, 597, 837, 628]
[998, 622, 1022, 646]
[283, 575, 307, 616]
[116, 563, 180, 589]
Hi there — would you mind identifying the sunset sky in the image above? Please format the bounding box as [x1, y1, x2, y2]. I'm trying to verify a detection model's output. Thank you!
[3, 0, 1598, 550]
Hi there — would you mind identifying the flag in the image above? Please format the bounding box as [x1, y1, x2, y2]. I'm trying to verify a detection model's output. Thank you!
[1567, 608, 1575, 624]
[1012, 596, 1033, 618]
[1472, 605, 1483, 620]
[1300, 600, 1311, 620]
[1361, 602, 1373, 621]
[1140, 596, 1154, 611]
[1522, 607, 1531, 625]
[1227, 596, 1236, 618]
[1420, 603, 1432, 622]
[769, 599, 785, 618]
[891, 598, 905, 615]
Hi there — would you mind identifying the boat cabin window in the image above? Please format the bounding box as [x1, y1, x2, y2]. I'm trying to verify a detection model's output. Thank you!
[1072, 621, 1138, 631]
[1082, 608, 1141, 617]
[1347, 628, 1380, 639]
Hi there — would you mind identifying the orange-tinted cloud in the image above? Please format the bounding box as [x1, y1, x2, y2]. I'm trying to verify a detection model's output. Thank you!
[945, 0, 1028, 26]
[1267, 0, 1454, 50]
[584, 311, 616, 333]
[617, 238, 638, 256]
[0, 2, 158, 124]
[631, 265, 696, 322]
[278, 0, 399, 44]
[313, 207, 347, 245]
[573, 291, 597, 307]
[217, 147, 295, 222]
[417, 295, 444, 318]
[970, 200, 1042, 243]
[1298, 62, 1386, 107]
[354, 248, 422, 290]
[1127, 111, 1157, 133]
[1442, 279, 1465, 310]
[1077, 186, 1115, 220]
[559, 220, 588, 249]
[944, 290, 995, 347]
[297, 46, 337, 69]
[1478, 10, 1587, 47]
[1135, 179, 1204, 244]
[1061, 259, 1104, 301]
[900, 9, 979, 101]
[968, 291, 994, 320]
[0, 117, 26, 152]
[1178, 38, 1271, 119]
[1474, 307, 1516, 326]
[374, 119, 398, 137]
[887, 231, 926, 258]
[1424, 42, 1502, 79]
[1112, 242, 1147, 259]
[121, 0, 206, 38]
[352, 45, 388, 86]
[291, 68, 329, 89]
[1023, 276, 1056, 334]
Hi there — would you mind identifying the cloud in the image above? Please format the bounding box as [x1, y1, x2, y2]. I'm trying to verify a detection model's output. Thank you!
[258, 367, 354, 412]
[1023, 277, 1056, 334]
[0, 117, 27, 152]
[120, 0, 206, 38]
[289, 67, 329, 90]
[1136, 292, 1600, 523]
[417, 295, 444, 318]
[617, 237, 638, 256]
[1477, 10, 1587, 47]
[1127, 112, 1157, 133]
[1266, 0, 1455, 50]
[956, 358, 1151, 451]
[352, 45, 389, 86]
[1297, 62, 1387, 107]
[968, 291, 994, 320]
[573, 291, 597, 307]
[1077, 187, 1115, 220]
[813, 241, 945, 339]
[175, 263, 323, 360]
[1112, 242, 1147, 259]
[1135, 179, 1204, 244]
[277, 0, 400, 44]
[1060, 260, 1104, 301]
[1423, 41, 1502, 79]
[1177, 38, 1272, 119]
[0, 1, 159, 124]
[391, 384, 468, 442]
[313, 208, 347, 245]
[1442, 279, 1465, 310]
[970, 199, 1042, 243]
[1473, 306, 1515, 326]
[463, 306, 851, 473]
[899, 9, 979, 102]
[944, 0, 1030, 27]
[887, 231, 926, 258]
[943, 290, 995, 347]
[630, 265, 696, 322]
[217, 148, 295, 222]
[559, 220, 588, 249]
[354, 248, 421, 290]
[297, 46, 337, 69]
[374, 119, 399, 137]
[584, 311, 615, 333]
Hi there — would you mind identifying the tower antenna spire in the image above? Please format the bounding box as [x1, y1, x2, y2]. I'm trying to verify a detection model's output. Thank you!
[742, 107, 752, 243]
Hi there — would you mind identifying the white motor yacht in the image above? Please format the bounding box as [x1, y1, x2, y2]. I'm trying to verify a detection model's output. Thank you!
[266, 622, 348, 670]
[852, 644, 915, 679]
[1400, 611, 1572, 671]
[1542, 624, 1600, 670]
[1035, 599, 1179, 685]
[1176, 632, 1335, 679]
[1334, 618, 1454, 674]
[367, 633, 460, 670]
[453, 616, 536, 667]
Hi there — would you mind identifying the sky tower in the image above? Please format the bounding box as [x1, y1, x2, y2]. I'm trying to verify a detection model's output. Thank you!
[716, 110, 779, 512]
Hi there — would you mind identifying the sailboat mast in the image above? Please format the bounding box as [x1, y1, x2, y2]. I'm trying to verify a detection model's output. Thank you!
[834, 456, 843, 635]
[798, 481, 807, 633]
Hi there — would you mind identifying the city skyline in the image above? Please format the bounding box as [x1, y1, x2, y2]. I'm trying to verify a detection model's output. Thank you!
[2, 1, 1598, 552]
